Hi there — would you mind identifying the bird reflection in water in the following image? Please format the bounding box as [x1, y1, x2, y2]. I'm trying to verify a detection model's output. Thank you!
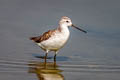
[28, 59, 64, 80]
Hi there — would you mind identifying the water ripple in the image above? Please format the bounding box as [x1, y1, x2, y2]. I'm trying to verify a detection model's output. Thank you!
[0, 58, 120, 73]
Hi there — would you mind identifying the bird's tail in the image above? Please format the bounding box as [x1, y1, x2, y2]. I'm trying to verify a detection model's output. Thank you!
[30, 36, 40, 43]
[30, 37, 37, 41]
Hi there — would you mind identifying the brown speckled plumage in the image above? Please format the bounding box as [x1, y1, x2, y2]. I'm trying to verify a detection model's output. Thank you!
[30, 29, 56, 43]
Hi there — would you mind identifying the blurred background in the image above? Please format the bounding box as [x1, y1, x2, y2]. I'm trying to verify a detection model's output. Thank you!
[0, 0, 120, 80]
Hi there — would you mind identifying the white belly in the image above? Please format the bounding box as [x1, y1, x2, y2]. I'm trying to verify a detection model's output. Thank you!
[38, 30, 70, 51]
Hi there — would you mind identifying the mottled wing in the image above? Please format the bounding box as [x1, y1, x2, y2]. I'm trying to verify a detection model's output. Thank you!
[30, 29, 56, 43]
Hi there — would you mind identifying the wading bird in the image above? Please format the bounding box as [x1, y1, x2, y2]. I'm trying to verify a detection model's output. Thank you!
[30, 16, 87, 61]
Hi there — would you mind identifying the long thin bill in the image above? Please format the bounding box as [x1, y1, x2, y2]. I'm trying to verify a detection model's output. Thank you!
[72, 25, 87, 33]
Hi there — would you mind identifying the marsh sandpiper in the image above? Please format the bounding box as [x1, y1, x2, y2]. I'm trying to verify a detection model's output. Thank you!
[30, 16, 87, 61]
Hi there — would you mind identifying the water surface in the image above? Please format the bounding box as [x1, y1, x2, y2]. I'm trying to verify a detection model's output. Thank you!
[0, 56, 120, 80]
[0, 0, 120, 80]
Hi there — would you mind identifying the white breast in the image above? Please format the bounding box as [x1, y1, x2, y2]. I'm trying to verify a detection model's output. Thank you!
[38, 26, 70, 51]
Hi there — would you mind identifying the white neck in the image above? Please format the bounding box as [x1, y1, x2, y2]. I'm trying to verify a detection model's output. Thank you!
[59, 24, 69, 32]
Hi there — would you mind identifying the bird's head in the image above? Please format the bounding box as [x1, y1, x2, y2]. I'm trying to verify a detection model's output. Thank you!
[59, 16, 87, 33]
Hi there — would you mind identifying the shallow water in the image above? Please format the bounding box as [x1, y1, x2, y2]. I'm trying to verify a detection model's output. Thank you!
[0, 56, 120, 80]
[0, 0, 120, 80]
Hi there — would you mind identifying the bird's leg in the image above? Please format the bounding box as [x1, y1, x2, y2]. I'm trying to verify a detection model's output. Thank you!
[54, 51, 58, 62]
[45, 53, 48, 59]
[45, 51, 48, 63]
[54, 54, 56, 62]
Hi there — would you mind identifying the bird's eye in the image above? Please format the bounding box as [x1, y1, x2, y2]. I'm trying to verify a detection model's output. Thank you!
[66, 21, 69, 23]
